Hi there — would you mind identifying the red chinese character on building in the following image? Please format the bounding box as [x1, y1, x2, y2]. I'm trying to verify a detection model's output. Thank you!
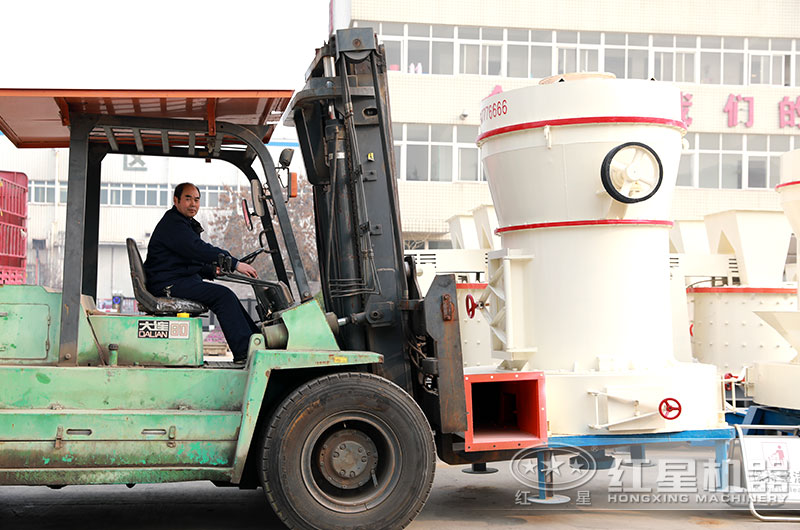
[778, 96, 800, 129]
[681, 92, 693, 127]
[724, 94, 754, 128]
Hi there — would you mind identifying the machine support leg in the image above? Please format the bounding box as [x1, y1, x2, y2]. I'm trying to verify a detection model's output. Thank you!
[537, 451, 550, 500]
[622, 444, 652, 467]
[461, 462, 498, 474]
[529, 450, 570, 504]
[715, 440, 729, 491]
[622, 444, 654, 467]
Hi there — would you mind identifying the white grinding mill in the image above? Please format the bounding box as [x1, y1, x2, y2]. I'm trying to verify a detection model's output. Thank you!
[475, 74, 723, 435]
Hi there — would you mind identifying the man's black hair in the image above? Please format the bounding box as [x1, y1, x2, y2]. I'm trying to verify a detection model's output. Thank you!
[174, 182, 200, 199]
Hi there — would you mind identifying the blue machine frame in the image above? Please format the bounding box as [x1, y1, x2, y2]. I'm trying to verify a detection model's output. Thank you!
[529, 428, 735, 501]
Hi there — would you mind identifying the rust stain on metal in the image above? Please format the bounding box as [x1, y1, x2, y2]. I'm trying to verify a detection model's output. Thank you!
[441, 294, 454, 322]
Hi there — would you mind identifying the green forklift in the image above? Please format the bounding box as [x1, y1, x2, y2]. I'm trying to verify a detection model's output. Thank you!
[0, 29, 472, 529]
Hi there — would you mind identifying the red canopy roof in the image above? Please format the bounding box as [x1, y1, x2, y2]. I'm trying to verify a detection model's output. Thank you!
[0, 89, 294, 148]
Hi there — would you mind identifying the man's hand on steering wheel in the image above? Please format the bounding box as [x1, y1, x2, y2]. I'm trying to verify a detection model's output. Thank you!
[236, 262, 258, 279]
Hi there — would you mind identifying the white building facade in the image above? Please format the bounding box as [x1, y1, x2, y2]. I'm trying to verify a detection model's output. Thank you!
[331, 0, 800, 246]
[4, 0, 800, 301]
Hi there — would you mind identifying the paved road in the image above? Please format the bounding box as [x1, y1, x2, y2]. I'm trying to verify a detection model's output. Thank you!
[1, 452, 798, 529]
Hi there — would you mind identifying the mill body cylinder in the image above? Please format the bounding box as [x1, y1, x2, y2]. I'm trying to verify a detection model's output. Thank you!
[479, 77, 682, 370]
[476, 76, 723, 434]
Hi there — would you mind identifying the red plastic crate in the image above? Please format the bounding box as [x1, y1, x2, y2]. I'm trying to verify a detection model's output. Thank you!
[0, 171, 28, 223]
[463, 371, 547, 452]
[0, 172, 27, 281]
[0, 221, 26, 266]
[0, 266, 25, 285]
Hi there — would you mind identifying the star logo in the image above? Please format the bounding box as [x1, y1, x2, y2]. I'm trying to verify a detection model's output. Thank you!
[541, 455, 564, 476]
[521, 459, 537, 475]
[509, 444, 599, 492]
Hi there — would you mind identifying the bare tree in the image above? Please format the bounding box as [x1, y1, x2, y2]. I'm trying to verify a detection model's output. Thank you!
[207, 176, 319, 286]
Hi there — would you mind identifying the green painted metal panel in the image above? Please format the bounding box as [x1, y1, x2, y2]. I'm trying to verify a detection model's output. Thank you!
[231, 337, 273, 482]
[0, 285, 100, 365]
[89, 314, 203, 366]
[0, 284, 57, 305]
[0, 366, 248, 410]
[0, 441, 236, 469]
[0, 467, 233, 486]
[0, 410, 242, 441]
[228, 346, 382, 482]
[0, 289, 385, 487]
[0, 303, 50, 360]
[76, 301, 102, 365]
[260, 349, 383, 370]
[0, 350, 379, 412]
[283, 300, 340, 351]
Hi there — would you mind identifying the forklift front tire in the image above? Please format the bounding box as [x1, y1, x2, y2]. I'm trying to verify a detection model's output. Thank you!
[259, 372, 435, 530]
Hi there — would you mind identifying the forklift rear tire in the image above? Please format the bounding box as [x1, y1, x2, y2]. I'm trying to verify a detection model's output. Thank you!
[259, 372, 435, 530]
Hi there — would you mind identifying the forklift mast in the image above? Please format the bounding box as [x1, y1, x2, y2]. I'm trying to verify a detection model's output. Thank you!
[291, 28, 467, 434]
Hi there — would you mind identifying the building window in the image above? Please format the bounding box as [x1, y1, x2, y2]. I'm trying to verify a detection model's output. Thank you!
[457, 26, 480, 75]
[432, 40, 454, 75]
[457, 125, 480, 181]
[678, 133, 794, 189]
[676, 133, 694, 186]
[627, 51, 648, 79]
[134, 183, 169, 206]
[481, 27, 503, 75]
[408, 39, 430, 74]
[122, 183, 132, 205]
[99, 183, 170, 206]
[358, 21, 800, 87]
[100, 183, 133, 206]
[749, 37, 792, 86]
[556, 31, 600, 75]
[394, 123, 482, 182]
[431, 125, 453, 181]
[652, 35, 697, 83]
[197, 185, 225, 208]
[58, 181, 68, 203]
[507, 30, 529, 78]
[30, 180, 56, 203]
[383, 40, 402, 72]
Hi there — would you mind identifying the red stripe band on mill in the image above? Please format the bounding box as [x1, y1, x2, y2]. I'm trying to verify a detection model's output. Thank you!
[477, 116, 687, 143]
[456, 283, 488, 290]
[775, 180, 800, 191]
[687, 287, 797, 294]
[496, 219, 674, 234]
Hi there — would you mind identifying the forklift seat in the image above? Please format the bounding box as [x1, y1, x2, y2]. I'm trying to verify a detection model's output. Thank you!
[125, 238, 208, 316]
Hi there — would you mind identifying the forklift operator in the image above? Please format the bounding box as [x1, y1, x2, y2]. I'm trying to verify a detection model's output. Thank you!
[144, 182, 259, 363]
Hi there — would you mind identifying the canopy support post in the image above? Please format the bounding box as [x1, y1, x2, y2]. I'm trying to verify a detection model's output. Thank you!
[58, 114, 98, 365]
[81, 145, 107, 302]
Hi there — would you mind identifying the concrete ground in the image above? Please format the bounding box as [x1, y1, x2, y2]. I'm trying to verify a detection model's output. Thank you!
[1, 447, 798, 529]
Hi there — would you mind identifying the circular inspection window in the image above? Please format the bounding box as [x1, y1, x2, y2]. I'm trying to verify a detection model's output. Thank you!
[600, 142, 663, 204]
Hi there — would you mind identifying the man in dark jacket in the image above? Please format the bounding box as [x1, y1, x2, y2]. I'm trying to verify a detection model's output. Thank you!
[144, 182, 259, 363]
